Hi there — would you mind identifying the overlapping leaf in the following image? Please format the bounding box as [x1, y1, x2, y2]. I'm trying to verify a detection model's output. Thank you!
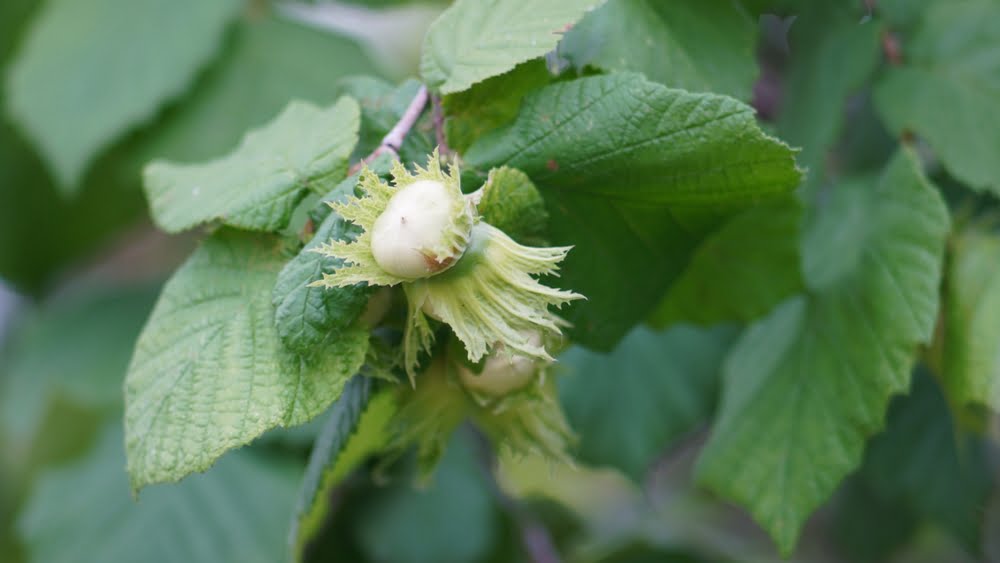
[696, 149, 950, 553]
[421, 0, 604, 94]
[5, 0, 241, 189]
[144, 98, 359, 233]
[135, 17, 379, 166]
[464, 72, 801, 349]
[942, 228, 1000, 410]
[290, 376, 397, 560]
[559, 0, 758, 99]
[874, 1, 1000, 194]
[125, 230, 369, 490]
[650, 197, 802, 327]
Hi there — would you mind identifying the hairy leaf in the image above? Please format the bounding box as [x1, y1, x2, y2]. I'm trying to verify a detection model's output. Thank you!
[5, 0, 240, 189]
[18, 425, 300, 563]
[290, 376, 397, 560]
[874, 1, 1000, 194]
[696, 149, 950, 553]
[144, 98, 360, 233]
[464, 73, 801, 349]
[560, 0, 758, 99]
[421, 0, 604, 94]
[273, 178, 371, 354]
[559, 325, 737, 480]
[125, 230, 369, 490]
[651, 197, 803, 327]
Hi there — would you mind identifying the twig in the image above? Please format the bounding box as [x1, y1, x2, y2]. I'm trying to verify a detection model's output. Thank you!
[431, 94, 452, 157]
[464, 425, 562, 563]
[349, 85, 429, 174]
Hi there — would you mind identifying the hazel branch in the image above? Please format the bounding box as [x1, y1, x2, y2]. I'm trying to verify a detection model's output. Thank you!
[350, 85, 429, 174]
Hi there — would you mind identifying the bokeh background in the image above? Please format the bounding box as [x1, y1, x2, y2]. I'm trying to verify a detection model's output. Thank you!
[1, 1, 997, 562]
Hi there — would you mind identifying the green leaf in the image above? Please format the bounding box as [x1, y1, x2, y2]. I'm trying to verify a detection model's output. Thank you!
[942, 228, 1000, 411]
[873, 1, 1000, 194]
[0, 286, 157, 446]
[273, 180, 372, 354]
[143, 98, 360, 234]
[443, 59, 554, 153]
[18, 424, 301, 563]
[477, 166, 549, 246]
[463, 73, 801, 349]
[124, 229, 369, 491]
[696, 149, 950, 554]
[775, 3, 882, 183]
[290, 376, 398, 561]
[559, 325, 736, 480]
[5, 0, 241, 190]
[134, 17, 379, 166]
[336, 77, 436, 165]
[855, 369, 993, 554]
[650, 197, 803, 327]
[559, 0, 758, 99]
[420, 0, 605, 94]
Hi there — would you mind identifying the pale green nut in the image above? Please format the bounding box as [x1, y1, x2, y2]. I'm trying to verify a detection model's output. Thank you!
[309, 149, 584, 379]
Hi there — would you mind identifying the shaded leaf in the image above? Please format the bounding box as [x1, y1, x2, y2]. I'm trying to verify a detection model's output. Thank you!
[5, 0, 241, 189]
[874, 1, 1000, 194]
[560, 0, 758, 99]
[650, 197, 803, 327]
[559, 325, 737, 480]
[696, 149, 950, 553]
[18, 424, 300, 563]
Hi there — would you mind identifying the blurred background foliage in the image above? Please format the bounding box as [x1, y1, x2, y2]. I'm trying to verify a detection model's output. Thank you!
[1, 0, 999, 562]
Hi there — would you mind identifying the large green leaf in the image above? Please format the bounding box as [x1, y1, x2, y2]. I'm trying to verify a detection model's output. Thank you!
[5, 0, 241, 189]
[124, 229, 369, 490]
[695, 149, 950, 554]
[420, 0, 604, 94]
[134, 17, 379, 166]
[290, 376, 397, 561]
[942, 228, 1000, 411]
[775, 2, 882, 183]
[874, 1, 1000, 194]
[650, 197, 803, 327]
[144, 98, 360, 234]
[559, 0, 758, 99]
[463, 73, 801, 349]
[559, 325, 736, 480]
[18, 425, 300, 563]
[0, 286, 157, 447]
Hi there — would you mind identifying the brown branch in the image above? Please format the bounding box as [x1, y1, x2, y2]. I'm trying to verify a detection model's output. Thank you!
[431, 94, 452, 158]
[349, 85, 429, 174]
